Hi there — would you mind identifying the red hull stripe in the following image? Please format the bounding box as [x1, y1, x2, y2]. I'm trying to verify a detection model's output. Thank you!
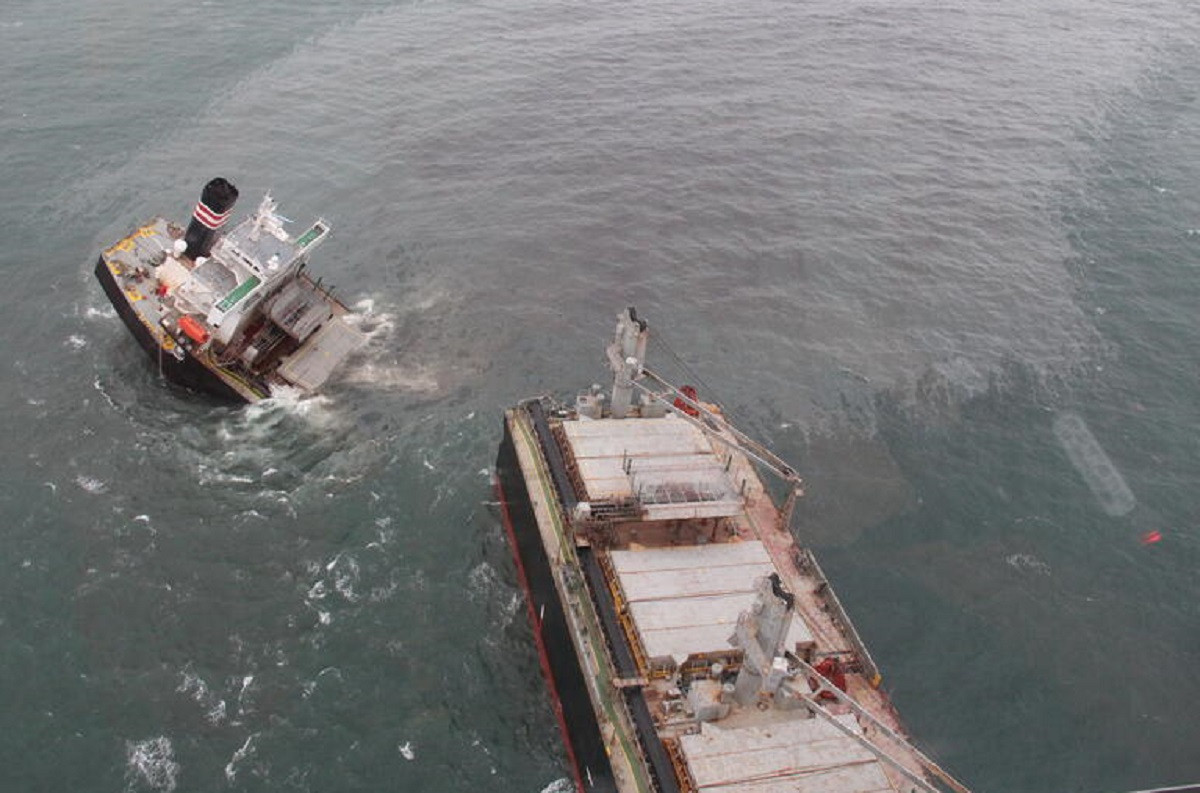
[193, 201, 233, 230]
[494, 473, 588, 793]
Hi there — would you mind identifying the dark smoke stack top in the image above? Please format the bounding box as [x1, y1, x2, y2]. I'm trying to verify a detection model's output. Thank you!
[183, 178, 239, 259]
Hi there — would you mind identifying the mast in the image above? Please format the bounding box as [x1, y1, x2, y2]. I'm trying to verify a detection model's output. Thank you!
[605, 307, 648, 419]
[604, 307, 804, 529]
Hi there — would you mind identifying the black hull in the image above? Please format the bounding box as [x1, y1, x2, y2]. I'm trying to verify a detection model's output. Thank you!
[495, 420, 618, 793]
[94, 256, 248, 402]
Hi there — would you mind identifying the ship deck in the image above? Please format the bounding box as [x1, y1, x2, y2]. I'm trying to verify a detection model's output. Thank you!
[502, 403, 946, 793]
[100, 218, 181, 347]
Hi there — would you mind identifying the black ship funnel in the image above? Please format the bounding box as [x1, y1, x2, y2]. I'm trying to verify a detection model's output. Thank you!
[183, 178, 239, 259]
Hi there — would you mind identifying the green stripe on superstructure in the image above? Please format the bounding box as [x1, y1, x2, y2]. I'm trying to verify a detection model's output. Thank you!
[216, 275, 261, 312]
[296, 223, 326, 249]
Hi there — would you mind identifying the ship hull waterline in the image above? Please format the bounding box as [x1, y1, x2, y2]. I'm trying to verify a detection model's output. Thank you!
[495, 419, 619, 793]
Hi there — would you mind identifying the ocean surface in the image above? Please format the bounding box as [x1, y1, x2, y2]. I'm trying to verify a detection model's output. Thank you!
[2, 1, 1199, 791]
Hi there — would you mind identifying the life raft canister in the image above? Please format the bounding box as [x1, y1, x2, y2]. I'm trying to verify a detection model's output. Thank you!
[674, 384, 701, 417]
[178, 315, 210, 345]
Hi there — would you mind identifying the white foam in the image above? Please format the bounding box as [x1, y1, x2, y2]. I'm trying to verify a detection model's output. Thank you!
[259, 386, 336, 416]
[237, 675, 254, 713]
[205, 700, 227, 726]
[331, 555, 360, 603]
[65, 334, 87, 350]
[175, 671, 209, 701]
[125, 736, 179, 792]
[92, 376, 119, 410]
[217, 389, 340, 445]
[195, 465, 260, 487]
[75, 475, 107, 494]
[224, 734, 257, 783]
[1005, 553, 1051, 575]
[398, 741, 415, 761]
[539, 778, 574, 793]
[176, 667, 227, 726]
[342, 299, 397, 342]
[302, 666, 341, 699]
[467, 562, 498, 600]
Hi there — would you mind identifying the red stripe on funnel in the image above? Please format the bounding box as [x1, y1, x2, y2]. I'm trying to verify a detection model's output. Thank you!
[193, 201, 233, 230]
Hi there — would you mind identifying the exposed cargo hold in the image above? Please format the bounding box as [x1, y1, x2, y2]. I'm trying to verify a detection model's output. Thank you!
[94, 178, 365, 402]
[495, 308, 972, 793]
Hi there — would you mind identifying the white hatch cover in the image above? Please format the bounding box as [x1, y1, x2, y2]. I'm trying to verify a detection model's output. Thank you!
[678, 714, 893, 792]
[561, 416, 744, 520]
[609, 541, 815, 664]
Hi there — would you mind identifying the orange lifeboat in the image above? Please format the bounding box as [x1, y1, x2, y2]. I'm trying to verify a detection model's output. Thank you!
[178, 315, 210, 345]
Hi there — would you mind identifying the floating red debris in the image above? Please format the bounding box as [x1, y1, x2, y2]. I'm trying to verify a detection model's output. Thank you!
[1141, 530, 1163, 545]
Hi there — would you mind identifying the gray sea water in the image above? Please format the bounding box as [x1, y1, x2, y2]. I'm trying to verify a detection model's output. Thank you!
[2, 1, 1199, 791]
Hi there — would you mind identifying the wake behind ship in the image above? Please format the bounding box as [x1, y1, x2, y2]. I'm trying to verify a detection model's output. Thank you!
[94, 178, 364, 402]
[495, 308, 972, 793]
